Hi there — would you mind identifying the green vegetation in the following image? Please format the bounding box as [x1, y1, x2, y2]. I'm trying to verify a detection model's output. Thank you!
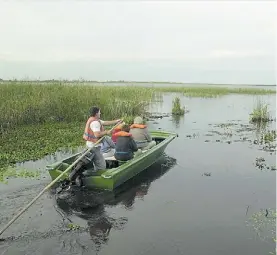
[263, 130, 276, 144]
[0, 81, 275, 177]
[0, 167, 40, 184]
[0, 82, 156, 175]
[0, 82, 155, 131]
[1, 81, 274, 132]
[0, 82, 274, 132]
[157, 87, 275, 98]
[250, 99, 271, 123]
[120, 115, 136, 125]
[172, 97, 185, 115]
[0, 122, 84, 174]
[67, 223, 81, 230]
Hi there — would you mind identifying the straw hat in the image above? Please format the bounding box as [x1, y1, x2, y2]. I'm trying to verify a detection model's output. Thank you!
[134, 116, 143, 124]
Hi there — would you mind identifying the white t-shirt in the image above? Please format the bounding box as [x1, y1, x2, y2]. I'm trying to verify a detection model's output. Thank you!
[86, 119, 105, 148]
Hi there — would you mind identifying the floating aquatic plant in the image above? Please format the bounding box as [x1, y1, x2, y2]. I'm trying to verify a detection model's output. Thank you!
[0, 122, 84, 174]
[67, 223, 80, 231]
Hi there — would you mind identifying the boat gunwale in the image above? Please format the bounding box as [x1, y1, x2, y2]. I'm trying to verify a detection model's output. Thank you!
[101, 133, 177, 178]
[46, 130, 178, 173]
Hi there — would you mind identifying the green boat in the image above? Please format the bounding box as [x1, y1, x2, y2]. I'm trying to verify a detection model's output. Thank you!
[46, 130, 178, 191]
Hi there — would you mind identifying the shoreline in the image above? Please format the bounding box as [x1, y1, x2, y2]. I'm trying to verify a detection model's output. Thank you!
[0, 79, 275, 87]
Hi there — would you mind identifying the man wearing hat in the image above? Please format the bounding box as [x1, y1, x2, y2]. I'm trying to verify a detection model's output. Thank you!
[130, 116, 156, 150]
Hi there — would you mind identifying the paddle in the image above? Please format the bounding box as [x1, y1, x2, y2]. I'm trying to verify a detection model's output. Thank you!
[0, 121, 122, 238]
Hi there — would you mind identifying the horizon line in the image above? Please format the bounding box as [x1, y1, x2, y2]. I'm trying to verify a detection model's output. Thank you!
[0, 78, 275, 87]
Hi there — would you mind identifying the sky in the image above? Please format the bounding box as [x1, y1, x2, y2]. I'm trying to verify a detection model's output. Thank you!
[0, 1, 276, 84]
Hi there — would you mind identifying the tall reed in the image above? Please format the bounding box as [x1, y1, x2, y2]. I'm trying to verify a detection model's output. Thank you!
[0, 82, 155, 130]
[156, 87, 275, 98]
[250, 99, 271, 123]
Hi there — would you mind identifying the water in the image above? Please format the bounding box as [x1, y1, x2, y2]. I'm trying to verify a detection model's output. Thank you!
[0, 93, 276, 255]
[78, 81, 277, 90]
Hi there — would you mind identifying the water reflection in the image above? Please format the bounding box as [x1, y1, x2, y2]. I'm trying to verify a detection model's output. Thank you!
[73, 205, 128, 252]
[55, 154, 176, 251]
[171, 114, 184, 129]
[251, 121, 271, 136]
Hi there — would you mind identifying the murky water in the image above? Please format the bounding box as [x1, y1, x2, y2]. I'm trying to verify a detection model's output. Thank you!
[0, 94, 276, 255]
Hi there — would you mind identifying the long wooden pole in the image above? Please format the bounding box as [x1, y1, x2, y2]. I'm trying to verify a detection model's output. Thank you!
[0, 122, 121, 237]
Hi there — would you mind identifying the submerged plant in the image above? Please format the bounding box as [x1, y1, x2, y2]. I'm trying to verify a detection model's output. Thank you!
[172, 97, 185, 115]
[250, 99, 271, 123]
[0, 166, 40, 184]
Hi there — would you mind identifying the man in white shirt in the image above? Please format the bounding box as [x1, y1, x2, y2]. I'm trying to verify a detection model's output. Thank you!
[82, 106, 121, 174]
[69, 106, 122, 184]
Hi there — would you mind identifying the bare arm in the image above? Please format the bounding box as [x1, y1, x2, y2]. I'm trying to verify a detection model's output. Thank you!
[94, 130, 111, 138]
[91, 120, 112, 138]
[102, 119, 121, 126]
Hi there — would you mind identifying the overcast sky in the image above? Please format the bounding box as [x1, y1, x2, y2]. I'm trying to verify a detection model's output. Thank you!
[0, 1, 275, 84]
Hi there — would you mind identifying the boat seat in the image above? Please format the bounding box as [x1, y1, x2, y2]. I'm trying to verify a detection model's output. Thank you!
[105, 150, 148, 161]
[104, 156, 117, 161]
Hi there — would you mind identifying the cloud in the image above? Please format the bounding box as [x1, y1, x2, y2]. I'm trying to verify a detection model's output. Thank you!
[0, 1, 275, 62]
[0, 1, 275, 83]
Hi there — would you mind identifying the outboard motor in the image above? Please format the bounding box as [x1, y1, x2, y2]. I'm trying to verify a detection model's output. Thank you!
[57, 150, 95, 193]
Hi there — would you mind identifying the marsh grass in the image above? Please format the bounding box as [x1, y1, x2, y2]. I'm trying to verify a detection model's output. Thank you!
[0, 82, 155, 130]
[1, 82, 274, 131]
[259, 130, 277, 145]
[0, 81, 275, 173]
[157, 87, 275, 98]
[250, 99, 271, 123]
[172, 97, 185, 115]
[263, 130, 276, 143]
